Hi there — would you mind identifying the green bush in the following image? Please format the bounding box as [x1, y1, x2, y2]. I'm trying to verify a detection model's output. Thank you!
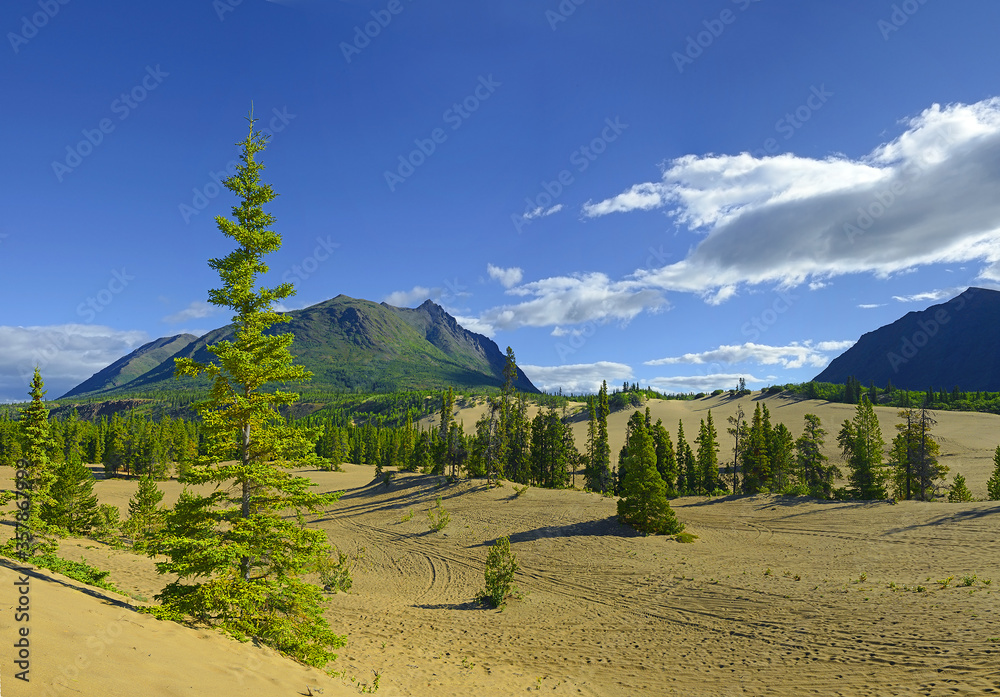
[948, 473, 974, 502]
[427, 497, 450, 532]
[314, 547, 362, 594]
[477, 536, 519, 608]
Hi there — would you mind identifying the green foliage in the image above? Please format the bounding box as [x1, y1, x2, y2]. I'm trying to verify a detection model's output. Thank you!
[94, 504, 124, 547]
[153, 110, 345, 669]
[122, 476, 165, 552]
[947, 473, 974, 502]
[314, 547, 362, 594]
[477, 535, 519, 608]
[45, 458, 100, 535]
[15, 369, 59, 557]
[839, 397, 887, 499]
[987, 446, 1000, 500]
[674, 532, 698, 544]
[31, 553, 119, 593]
[427, 496, 451, 532]
[617, 412, 685, 535]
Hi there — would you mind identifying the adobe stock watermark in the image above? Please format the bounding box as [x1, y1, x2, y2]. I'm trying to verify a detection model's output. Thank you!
[511, 116, 628, 234]
[51, 65, 169, 183]
[383, 74, 501, 192]
[741, 290, 798, 341]
[7, 0, 72, 54]
[843, 124, 955, 243]
[673, 0, 762, 74]
[213, 0, 246, 22]
[42, 613, 130, 695]
[280, 236, 339, 285]
[340, 0, 414, 63]
[546, 0, 587, 30]
[885, 287, 971, 373]
[877, 0, 931, 40]
[178, 106, 295, 223]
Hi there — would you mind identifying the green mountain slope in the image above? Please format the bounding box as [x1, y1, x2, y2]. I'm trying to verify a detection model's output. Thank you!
[60, 334, 198, 399]
[60, 296, 538, 398]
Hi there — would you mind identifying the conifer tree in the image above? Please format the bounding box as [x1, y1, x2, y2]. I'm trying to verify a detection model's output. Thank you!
[651, 419, 677, 496]
[988, 446, 1000, 501]
[741, 403, 770, 494]
[726, 404, 746, 494]
[795, 414, 836, 499]
[769, 423, 795, 493]
[695, 410, 720, 494]
[617, 414, 684, 535]
[45, 457, 100, 535]
[947, 473, 974, 502]
[123, 476, 165, 553]
[839, 396, 886, 499]
[13, 368, 58, 556]
[155, 110, 345, 667]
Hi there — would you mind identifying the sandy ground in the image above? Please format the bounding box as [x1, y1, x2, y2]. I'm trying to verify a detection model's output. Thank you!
[1, 395, 999, 696]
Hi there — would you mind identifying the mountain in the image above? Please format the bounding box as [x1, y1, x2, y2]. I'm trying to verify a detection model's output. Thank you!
[61, 333, 198, 399]
[60, 296, 538, 398]
[812, 287, 1000, 391]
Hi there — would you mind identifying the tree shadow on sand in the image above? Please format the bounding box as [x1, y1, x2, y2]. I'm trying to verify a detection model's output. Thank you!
[472, 515, 643, 549]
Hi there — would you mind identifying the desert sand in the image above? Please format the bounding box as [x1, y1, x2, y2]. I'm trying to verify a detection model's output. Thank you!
[1, 394, 999, 696]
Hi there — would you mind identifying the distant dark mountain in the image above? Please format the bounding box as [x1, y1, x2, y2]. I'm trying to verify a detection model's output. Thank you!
[61, 334, 197, 399]
[813, 287, 1000, 391]
[60, 296, 538, 398]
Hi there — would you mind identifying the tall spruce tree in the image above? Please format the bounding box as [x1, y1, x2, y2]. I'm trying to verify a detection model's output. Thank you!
[651, 418, 677, 497]
[741, 403, 769, 494]
[156, 110, 345, 668]
[795, 414, 836, 499]
[617, 413, 684, 535]
[695, 410, 720, 494]
[13, 368, 58, 556]
[726, 404, 746, 494]
[839, 396, 886, 500]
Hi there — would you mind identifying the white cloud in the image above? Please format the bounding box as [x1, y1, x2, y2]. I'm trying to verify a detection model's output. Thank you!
[452, 314, 496, 337]
[486, 264, 524, 289]
[522, 204, 563, 220]
[383, 286, 440, 307]
[163, 300, 220, 324]
[644, 340, 854, 370]
[858, 303, 885, 309]
[648, 373, 768, 394]
[579, 98, 1000, 298]
[891, 287, 964, 303]
[520, 361, 633, 394]
[475, 272, 666, 333]
[809, 281, 829, 291]
[0, 325, 149, 401]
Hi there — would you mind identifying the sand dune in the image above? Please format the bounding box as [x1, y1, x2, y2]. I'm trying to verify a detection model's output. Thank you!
[1, 395, 999, 695]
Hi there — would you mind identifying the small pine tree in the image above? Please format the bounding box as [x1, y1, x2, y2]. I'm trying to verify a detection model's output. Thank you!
[45, 458, 100, 535]
[987, 446, 1000, 501]
[947, 473, 974, 502]
[477, 535, 519, 608]
[123, 476, 165, 553]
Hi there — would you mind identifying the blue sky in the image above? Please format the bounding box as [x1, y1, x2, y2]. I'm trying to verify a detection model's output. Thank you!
[3, 0, 1000, 401]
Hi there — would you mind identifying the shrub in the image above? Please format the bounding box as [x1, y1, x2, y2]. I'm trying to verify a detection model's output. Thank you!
[477, 536, 519, 608]
[948, 473, 974, 502]
[94, 504, 123, 547]
[314, 547, 363, 594]
[427, 496, 450, 532]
